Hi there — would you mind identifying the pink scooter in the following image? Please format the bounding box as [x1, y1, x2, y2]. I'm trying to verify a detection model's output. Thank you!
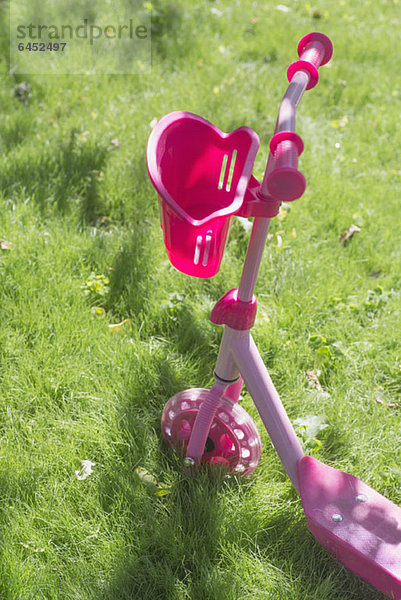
[147, 33, 401, 599]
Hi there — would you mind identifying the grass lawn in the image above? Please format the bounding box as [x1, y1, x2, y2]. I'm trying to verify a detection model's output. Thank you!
[1, 0, 401, 598]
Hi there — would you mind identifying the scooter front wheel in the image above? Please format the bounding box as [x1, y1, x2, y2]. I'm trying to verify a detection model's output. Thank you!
[161, 388, 262, 476]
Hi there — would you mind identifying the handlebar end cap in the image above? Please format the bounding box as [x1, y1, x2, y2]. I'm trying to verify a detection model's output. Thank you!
[298, 32, 333, 65]
[267, 167, 306, 203]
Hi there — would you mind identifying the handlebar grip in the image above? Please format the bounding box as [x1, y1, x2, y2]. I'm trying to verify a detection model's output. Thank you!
[266, 132, 306, 202]
[287, 32, 333, 90]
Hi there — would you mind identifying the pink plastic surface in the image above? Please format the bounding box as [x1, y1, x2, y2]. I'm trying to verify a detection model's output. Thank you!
[261, 70, 309, 200]
[237, 217, 272, 303]
[267, 140, 306, 202]
[161, 388, 262, 476]
[185, 381, 227, 463]
[287, 32, 333, 90]
[236, 175, 281, 218]
[298, 455, 401, 599]
[231, 330, 304, 490]
[269, 131, 304, 156]
[267, 130, 306, 202]
[298, 32, 333, 66]
[210, 288, 257, 331]
[287, 60, 319, 90]
[147, 111, 259, 278]
[224, 376, 244, 404]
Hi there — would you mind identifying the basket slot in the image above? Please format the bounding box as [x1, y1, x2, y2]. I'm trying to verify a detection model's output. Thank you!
[225, 150, 237, 192]
[218, 150, 238, 192]
[193, 230, 213, 267]
[218, 154, 229, 190]
[193, 235, 202, 265]
[203, 231, 212, 266]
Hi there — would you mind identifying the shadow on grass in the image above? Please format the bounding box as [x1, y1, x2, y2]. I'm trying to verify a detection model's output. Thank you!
[98, 454, 381, 599]
[99, 464, 235, 600]
[97, 387, 385, 600]
[86, 235, 379, 598]
[92, 223, 375, 598]
[105, 476, 230, 599]
[0, 111, 34, 152]
[93, 344, 237, 599]
[0, 129, 109, 224]
[105, 229, 218, 368]
[105, 224, 154, 320]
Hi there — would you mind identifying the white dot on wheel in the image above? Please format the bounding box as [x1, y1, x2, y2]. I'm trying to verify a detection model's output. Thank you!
[234, 429, 245, 440]
[234, 413, 246, 425]
[241, 448, 250, 458]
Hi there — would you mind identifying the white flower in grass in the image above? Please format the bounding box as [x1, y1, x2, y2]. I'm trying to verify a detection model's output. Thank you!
[237, 217, 252, 233]
[275, 4, 290, 12]
[75, 460, 96, 480]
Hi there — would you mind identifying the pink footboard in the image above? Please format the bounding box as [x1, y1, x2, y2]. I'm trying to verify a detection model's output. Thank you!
[298, 455, 401, 599]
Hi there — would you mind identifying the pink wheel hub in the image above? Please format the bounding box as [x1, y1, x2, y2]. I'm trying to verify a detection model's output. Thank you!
[161, 388, 262, 476]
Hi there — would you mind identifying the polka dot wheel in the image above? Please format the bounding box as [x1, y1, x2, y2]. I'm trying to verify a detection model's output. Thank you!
[161, 388, 262, 476]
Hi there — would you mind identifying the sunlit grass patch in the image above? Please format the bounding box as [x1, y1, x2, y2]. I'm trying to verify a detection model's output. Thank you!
[1, 1, 401, 598]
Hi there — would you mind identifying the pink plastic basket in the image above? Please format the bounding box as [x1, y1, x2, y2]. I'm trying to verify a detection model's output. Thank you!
[147, 111, 259, 277]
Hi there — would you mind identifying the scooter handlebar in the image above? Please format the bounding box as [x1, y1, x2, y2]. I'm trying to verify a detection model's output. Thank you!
[287, 32, 333, 90]
[266, 131, 306, 202]
[264, 33, 333, 202]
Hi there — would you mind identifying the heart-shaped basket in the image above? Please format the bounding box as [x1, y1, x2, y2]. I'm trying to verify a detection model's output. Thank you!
[147, 111, 259, 277]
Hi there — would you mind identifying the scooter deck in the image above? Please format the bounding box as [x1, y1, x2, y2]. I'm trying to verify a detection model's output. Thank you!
[298, 455, 401, 599]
